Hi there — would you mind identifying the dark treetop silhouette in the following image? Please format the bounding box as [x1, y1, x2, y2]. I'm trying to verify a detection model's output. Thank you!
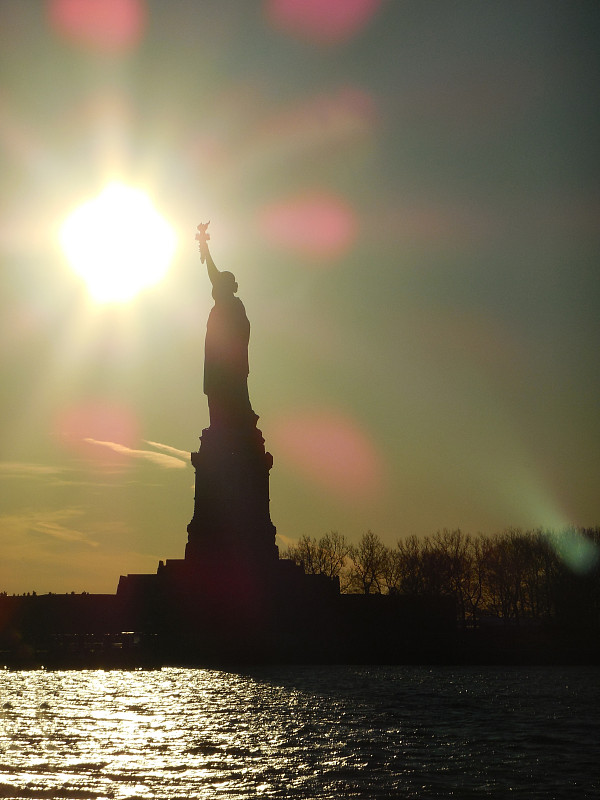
[196, 222, 256, 429]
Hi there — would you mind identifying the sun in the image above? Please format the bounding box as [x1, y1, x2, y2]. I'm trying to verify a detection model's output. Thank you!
[59, 182, 177, 303]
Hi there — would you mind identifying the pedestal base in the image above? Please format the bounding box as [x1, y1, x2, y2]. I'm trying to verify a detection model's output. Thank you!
[185, 423, 279, 566]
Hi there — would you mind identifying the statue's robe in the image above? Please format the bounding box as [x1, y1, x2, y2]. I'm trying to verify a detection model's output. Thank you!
[204, 295, 254, 426]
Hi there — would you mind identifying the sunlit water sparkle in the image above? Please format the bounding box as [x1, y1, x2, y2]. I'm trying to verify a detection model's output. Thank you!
[1, 666, 598, 798]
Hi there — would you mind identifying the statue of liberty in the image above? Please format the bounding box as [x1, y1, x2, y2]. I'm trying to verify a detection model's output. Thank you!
[196, 223, 256, 429]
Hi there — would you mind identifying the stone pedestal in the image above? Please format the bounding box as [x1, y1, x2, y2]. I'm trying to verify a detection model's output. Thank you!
[116, 417, 343, 662]
[185, 422, 279, 567]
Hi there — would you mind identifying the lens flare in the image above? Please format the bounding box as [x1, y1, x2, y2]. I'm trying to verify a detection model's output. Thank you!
[54, 401, 139, 468]
[48, 0, 146, 52]
[266, 0, 381, 45]
[257, 87, 376, 165]
[59, 183, 177, 303]
[259, 192, 357, 261]
[547, 528, 599, 574]
[271, 409, 384, 501]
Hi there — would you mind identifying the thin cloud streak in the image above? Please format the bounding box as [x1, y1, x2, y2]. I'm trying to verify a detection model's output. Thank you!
[84, 438, 188, 469]
[144, 440, 191, 461]
[0, 508, 96, 547]
[275, 532, 297, 549]
[0, 462, 64, 477]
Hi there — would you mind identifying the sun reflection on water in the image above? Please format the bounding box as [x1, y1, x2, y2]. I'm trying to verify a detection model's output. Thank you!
[1, 666, 598, 798]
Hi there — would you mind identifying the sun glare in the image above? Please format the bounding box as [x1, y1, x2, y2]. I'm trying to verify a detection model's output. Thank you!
[59, 182, 177, 303]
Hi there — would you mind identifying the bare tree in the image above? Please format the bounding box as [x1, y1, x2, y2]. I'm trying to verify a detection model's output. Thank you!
[284, 535, 320, 574]
[347, 531, 389, 594]
[547, 527, 600, 627]
[479, 529, 530, 622]
[464, 535, 486, 625]
[381, 546, 403, 594]
[429, 529, 474, 623]
[395, 535, 425, 595]
[284, 531, 351, 587]
[317, 531, 352, 582]
[516, 529, 556, 619]
[287, 525, 600, 626]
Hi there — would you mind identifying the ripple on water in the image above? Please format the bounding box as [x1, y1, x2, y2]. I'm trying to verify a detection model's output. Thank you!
[0, 666, 599, 798]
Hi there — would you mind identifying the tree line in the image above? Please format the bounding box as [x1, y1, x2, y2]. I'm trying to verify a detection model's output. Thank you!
[283, 527, 600, 627]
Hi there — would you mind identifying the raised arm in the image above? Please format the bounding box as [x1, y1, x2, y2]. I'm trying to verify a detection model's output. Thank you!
[196, 222, 220, 286]
[204, 241, 220, 287]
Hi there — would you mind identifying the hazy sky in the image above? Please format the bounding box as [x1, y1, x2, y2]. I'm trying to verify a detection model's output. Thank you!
[1, 0, 599, 593]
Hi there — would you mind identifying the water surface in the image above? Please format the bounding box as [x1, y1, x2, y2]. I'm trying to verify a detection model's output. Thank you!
[1, 666, 598, 798]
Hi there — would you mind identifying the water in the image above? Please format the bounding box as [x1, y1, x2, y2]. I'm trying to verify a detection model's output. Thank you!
[1, 666, 598, 799]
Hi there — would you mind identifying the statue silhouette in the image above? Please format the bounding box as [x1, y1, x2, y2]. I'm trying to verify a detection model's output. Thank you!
[196, 223, 256, 429]
[185, 222, 277, 565]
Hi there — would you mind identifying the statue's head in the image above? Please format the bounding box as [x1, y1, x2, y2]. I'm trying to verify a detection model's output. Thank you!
[213, 271, 238, 299]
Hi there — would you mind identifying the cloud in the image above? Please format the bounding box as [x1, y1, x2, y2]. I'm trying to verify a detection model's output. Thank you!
[83, 438, 189, 469]
[0, 512, 162, 594]
[266, 0, 382, 45]
[0, 462, 64, 477]
[144, 440, 191, 461]
[0, 508, 96, 549]
[275, 532, 297, 549]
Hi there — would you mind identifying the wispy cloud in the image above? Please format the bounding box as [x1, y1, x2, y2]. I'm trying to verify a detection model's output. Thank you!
[0, 512, 161, 594]
[84, 438, 188, 469]
[144, 440, 191, 461]
[0, 462, 64, 477]
[276, 532, 297, 549]
[0, 508, 97, 547]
